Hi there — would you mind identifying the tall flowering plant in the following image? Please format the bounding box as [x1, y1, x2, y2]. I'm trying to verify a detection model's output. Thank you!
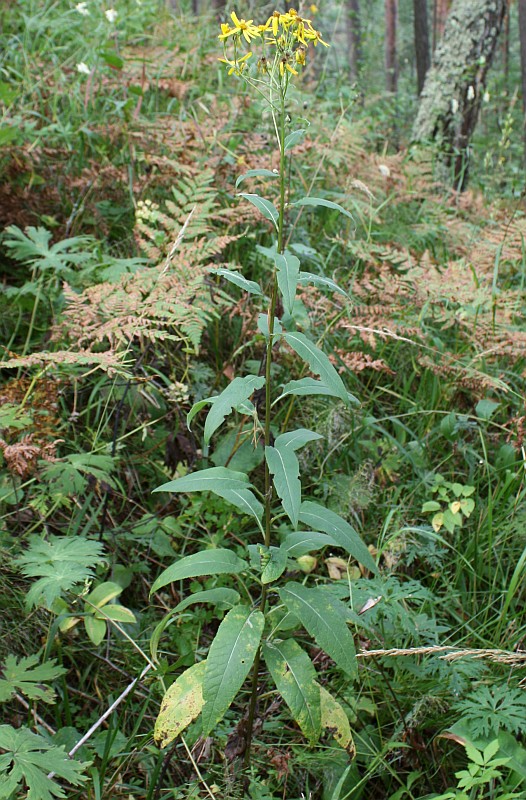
[150, 8, 376, 770]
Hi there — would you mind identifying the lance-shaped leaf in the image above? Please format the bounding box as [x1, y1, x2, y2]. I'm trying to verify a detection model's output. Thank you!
[238, 193, 279, 230]
[235, 168, 279, 188]
[204, 376, 265, 445]
[274, 428, 323, 451]
[279, 377, 359, 406]
[299, 501, 377, 574]
[291, 196, 354, 223]
[284, 128, 306, 152]
[279, 582, 357, 677]
[259, 546, 288, 584]
[208, 267, 263, 297]
[154, 661, 206, 747]
[263, 639, 321, 743]
[257, 313, 282, 339]
[275, 251, 300, 315]
[265, 443, 301, 528]
[154, 467, 263, 530]
[280, 531, 337, 557]
[150, 549, 247, 594]
[319, 685, 355, 755]
[298, 271, 348, 297]
[283, 332, 349, 405]
[201, 606, 265, 736]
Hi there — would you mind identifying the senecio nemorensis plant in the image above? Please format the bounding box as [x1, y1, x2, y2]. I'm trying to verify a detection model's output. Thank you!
[150, 8, 377, 771]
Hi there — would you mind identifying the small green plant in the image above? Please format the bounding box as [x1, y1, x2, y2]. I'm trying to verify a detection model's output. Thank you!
[149, 7, 372, 772]
[430, 739, 522, 800]
[422, 475, 476, 534]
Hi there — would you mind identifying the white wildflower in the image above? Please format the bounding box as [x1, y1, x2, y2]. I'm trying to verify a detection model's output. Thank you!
[483, 91, 490, 103]
[105, 8, 117, 22]
[451, 98, 459, 114]
[76, 62, 91, 75]
[378, 164, 390, 178]
[75, 2, 89, 14]
[467, 85, 475, 101]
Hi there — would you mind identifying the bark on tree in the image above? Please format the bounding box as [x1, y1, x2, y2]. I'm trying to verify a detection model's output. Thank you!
[385, 0, 398, 93]
[412, 0, 506, 187]
[413, 0, 431, 94]
[434, 0, 452, 45]
[346, 0, 362, 81]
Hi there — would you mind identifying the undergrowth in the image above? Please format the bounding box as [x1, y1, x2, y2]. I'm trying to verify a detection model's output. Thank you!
[1, 2, 526, 799]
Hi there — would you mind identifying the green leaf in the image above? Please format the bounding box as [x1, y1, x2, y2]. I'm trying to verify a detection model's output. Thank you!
[204, 376, 265, 445]
[187, 399, 210, 430]
[257, 313, 282, 338]
[319, 685, 355, 754]
[299, 501, 377, 574]
[283, 332, 349, 405]
[274, 428, 323, 451]
[279, 377, 359, 405]
[280, 531, 337, 557]
[422, 501, 441, 513]
[279, 582, 357, 677]
[235, 169, 279, 188]
[201, 606, 265, 736]
[208, 267, 263, 297]
[297, 271, 348, 297]
[13, 535, 106, 609]
[154, 467, 263, 529]
[151, 549, 247, 594]
[476, 399, 500, 421]
[259, 546, 288, 584]
[84, 615, 107, 646]
[0, 655, 65, 704]
[94, 604, 136, 624]
[291, 196, 354, 222]
[84, 581, 122, 609]
[275, 251, 300, 315]
[284, 128, 306, 152]
[100, 51, 124, 69]
[265, 443, 301, 527]
[0, 725, 89, 800]
[238, 193, 279, 230]
[154, 661, 206, 747]
[263, 639, 321, 743]
[173, 588, 241, 614]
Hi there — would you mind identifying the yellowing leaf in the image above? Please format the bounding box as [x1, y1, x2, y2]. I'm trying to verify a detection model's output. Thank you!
[450, 501, 461, 514]
[432, 512, 443, 532]
[320, 685, 355, 755]
[154, 661, 206, 748]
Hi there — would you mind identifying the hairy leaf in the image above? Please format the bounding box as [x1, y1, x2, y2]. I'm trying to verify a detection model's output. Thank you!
[263, 639, 321, 743]
[208, 267, 263, 297]
[274, 428, 323, 451]
[291, 196, 354, 222]
[204, 376, 265, 445]
[275, 251, 300, 314]
[235, 169, 279, 188]
[280, 531, 337, 557]
[297, 271, 348, 297]
[238, 193, 278, 230]
[279, 377, 359, 405]
[201, 606, 264, 736]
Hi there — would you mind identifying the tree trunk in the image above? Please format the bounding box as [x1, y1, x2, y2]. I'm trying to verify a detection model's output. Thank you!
[346, 0, 362, 81]
[413, 0, 431, 94]
[434, 0, 451, 43]
[412, 0, 506, 188]
[519, 0, 526, 163]
[385, 0, 398, 93]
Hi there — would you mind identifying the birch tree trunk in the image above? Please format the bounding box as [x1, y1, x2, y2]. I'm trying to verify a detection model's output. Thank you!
[412, 0, 506, 188]
[413, 0, 431, 94]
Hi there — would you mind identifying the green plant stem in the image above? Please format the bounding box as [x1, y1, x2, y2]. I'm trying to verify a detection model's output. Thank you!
[243, 88, 287, 773]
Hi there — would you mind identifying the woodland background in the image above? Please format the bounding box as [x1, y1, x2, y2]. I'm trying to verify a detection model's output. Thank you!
[1, 0, 526, 799]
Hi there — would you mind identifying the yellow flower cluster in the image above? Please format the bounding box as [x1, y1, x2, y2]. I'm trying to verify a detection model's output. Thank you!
[218, 9, 328, 79]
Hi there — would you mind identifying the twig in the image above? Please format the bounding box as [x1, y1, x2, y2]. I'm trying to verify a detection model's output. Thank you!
[14, 692, 56, 736]
[47, 664, 153, 778]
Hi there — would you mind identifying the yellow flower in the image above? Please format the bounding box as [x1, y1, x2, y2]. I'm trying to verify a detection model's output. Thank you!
[219, 11, 261, 43]
[310, 3, 318, 13]
[218, 50, 252, 75]
[279, 57, 298, 77]
[295, 45, 306, 66]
